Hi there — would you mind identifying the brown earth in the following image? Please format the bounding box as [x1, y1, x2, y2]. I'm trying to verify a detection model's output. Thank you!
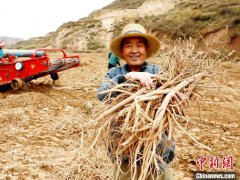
[0, 52, 239, 179]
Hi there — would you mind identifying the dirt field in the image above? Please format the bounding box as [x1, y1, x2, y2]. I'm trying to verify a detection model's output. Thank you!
[0, 52, 239, 179]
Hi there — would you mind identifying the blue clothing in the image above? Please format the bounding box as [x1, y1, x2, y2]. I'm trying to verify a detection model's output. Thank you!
[97, 62, 175, 167]
[0, 49, 4, 58]
[97, 62, 159, 101]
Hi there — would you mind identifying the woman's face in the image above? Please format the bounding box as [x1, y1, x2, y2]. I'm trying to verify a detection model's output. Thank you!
[121, 36, 148, 68]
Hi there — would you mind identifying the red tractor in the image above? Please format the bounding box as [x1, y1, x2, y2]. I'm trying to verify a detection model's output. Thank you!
[0, 48, 80, 91]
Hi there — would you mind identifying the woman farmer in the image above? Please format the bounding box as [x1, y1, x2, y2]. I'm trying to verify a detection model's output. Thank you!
[97, 23, 187, 179]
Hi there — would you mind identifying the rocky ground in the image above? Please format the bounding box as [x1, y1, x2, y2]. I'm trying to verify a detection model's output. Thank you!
[0, 52, 239, 179]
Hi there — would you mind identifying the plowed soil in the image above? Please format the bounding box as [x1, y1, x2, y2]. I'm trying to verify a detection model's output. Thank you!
[0, 52, 239, 179]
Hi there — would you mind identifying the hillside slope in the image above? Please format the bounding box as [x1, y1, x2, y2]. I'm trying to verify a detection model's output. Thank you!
[11, 0, 177, 51]
[12, 0, 240, 56]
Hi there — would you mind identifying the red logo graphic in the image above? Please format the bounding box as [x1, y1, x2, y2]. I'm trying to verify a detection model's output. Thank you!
[196, 155, 234, 171]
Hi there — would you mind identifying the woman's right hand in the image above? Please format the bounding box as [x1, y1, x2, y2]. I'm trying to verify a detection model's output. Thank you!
[125, 72, 157, 90]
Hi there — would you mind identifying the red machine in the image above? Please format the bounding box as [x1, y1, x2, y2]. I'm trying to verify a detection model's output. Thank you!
[0, 48, 80, 90]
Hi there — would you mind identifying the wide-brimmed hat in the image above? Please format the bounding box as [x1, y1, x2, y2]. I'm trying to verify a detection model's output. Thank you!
[110, 23, 160, 59]
[0, 39, 5, 48]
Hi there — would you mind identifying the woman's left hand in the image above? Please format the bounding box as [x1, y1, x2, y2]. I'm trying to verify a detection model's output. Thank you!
[171, 91, 189, 114]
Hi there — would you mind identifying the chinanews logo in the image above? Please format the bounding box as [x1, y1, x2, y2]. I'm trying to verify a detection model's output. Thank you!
[194, 155, 237, 180]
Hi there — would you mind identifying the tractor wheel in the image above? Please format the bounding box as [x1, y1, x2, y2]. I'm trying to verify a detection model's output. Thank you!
[11, 78, 24, 90]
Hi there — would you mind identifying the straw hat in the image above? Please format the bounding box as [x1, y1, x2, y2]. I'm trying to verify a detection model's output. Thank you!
[0, 39, 5, 48]
[110, 23, 160, 59]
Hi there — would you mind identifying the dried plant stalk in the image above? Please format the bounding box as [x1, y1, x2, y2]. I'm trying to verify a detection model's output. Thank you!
[89, 73, 212, 179]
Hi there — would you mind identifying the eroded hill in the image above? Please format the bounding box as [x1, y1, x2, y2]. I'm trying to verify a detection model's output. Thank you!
[12, 0, 240, 57]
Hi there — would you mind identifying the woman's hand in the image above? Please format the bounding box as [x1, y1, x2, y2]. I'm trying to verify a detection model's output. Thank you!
[171, 92, 189, 114]
[125, 72, 157, 90]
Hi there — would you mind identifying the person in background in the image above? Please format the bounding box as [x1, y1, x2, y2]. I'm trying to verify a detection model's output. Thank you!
[98, 23, 189, 179]
[108, 51, 120, 69]
[0, 39, 5, 58]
